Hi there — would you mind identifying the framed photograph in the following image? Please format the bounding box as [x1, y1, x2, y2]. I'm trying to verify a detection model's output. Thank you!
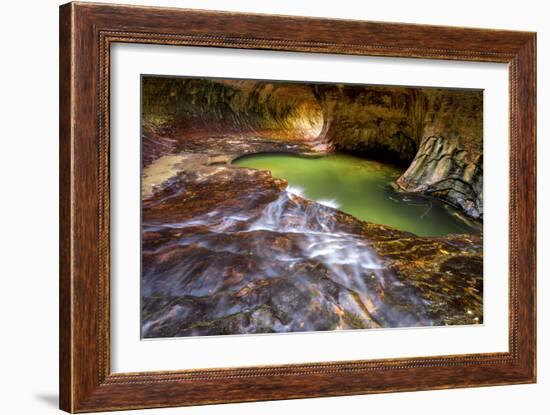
[59, 2, 536, 412]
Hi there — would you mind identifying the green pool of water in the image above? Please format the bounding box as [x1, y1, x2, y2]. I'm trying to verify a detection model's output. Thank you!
[233, 152, 481, 237]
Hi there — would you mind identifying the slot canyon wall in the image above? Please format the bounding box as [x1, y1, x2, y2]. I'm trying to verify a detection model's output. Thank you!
[142, 76, 483, 219]
[140, 76, 484, 336]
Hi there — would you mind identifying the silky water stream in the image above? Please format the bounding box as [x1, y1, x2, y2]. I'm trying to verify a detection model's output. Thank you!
[141, 152, 482, 337]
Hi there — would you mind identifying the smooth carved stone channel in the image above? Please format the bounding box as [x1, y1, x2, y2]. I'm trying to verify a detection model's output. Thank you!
[141, 152, 483, 337]
[140, 77, 484, 338]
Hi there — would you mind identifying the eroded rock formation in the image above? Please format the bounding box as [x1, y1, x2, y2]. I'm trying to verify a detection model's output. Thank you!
[142, 77, 483, 218]
[396, 90, 483, 218]
[140, 76, 483, 337]
[142, 157, 482, 337]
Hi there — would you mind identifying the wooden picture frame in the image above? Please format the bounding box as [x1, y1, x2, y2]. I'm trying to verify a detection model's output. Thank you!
[59, 2, 536, 412]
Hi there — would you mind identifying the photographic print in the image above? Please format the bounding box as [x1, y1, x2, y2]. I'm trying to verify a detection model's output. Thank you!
[140, 76, 483, 339]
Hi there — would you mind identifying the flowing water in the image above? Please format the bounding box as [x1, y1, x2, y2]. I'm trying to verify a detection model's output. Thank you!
[142, 186, 433, 336]
[233, 152, 480, 237]
[141, 152, 482, 337]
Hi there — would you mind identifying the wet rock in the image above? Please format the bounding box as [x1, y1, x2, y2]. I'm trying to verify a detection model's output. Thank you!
[396, 89, 483, 218]
[140, 78, 484, 337]
[368, 232, 483, 326]
[396, 135, 483, 218]
[142, 78, 483, 218]
[141, 168, 482, 337]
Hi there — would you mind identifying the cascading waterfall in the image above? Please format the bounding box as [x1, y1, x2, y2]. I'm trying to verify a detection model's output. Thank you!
[247, 189, 433, 327]
[139, 75, 484, 339]
[142, 185, 434, 337]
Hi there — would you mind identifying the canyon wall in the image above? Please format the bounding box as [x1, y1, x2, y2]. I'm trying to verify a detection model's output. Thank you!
[140, 77, 484, 336]
[142, 77, 483, 219]
[396, 90, 483, 218]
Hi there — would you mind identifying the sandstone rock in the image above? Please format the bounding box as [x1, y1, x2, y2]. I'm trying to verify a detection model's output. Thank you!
[142, 77, 483, 218]
[139, 77, 484, 337]
[395, 89, 483, 218]
[396, 135, 483, 218]
[141, 160, 482, 337]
